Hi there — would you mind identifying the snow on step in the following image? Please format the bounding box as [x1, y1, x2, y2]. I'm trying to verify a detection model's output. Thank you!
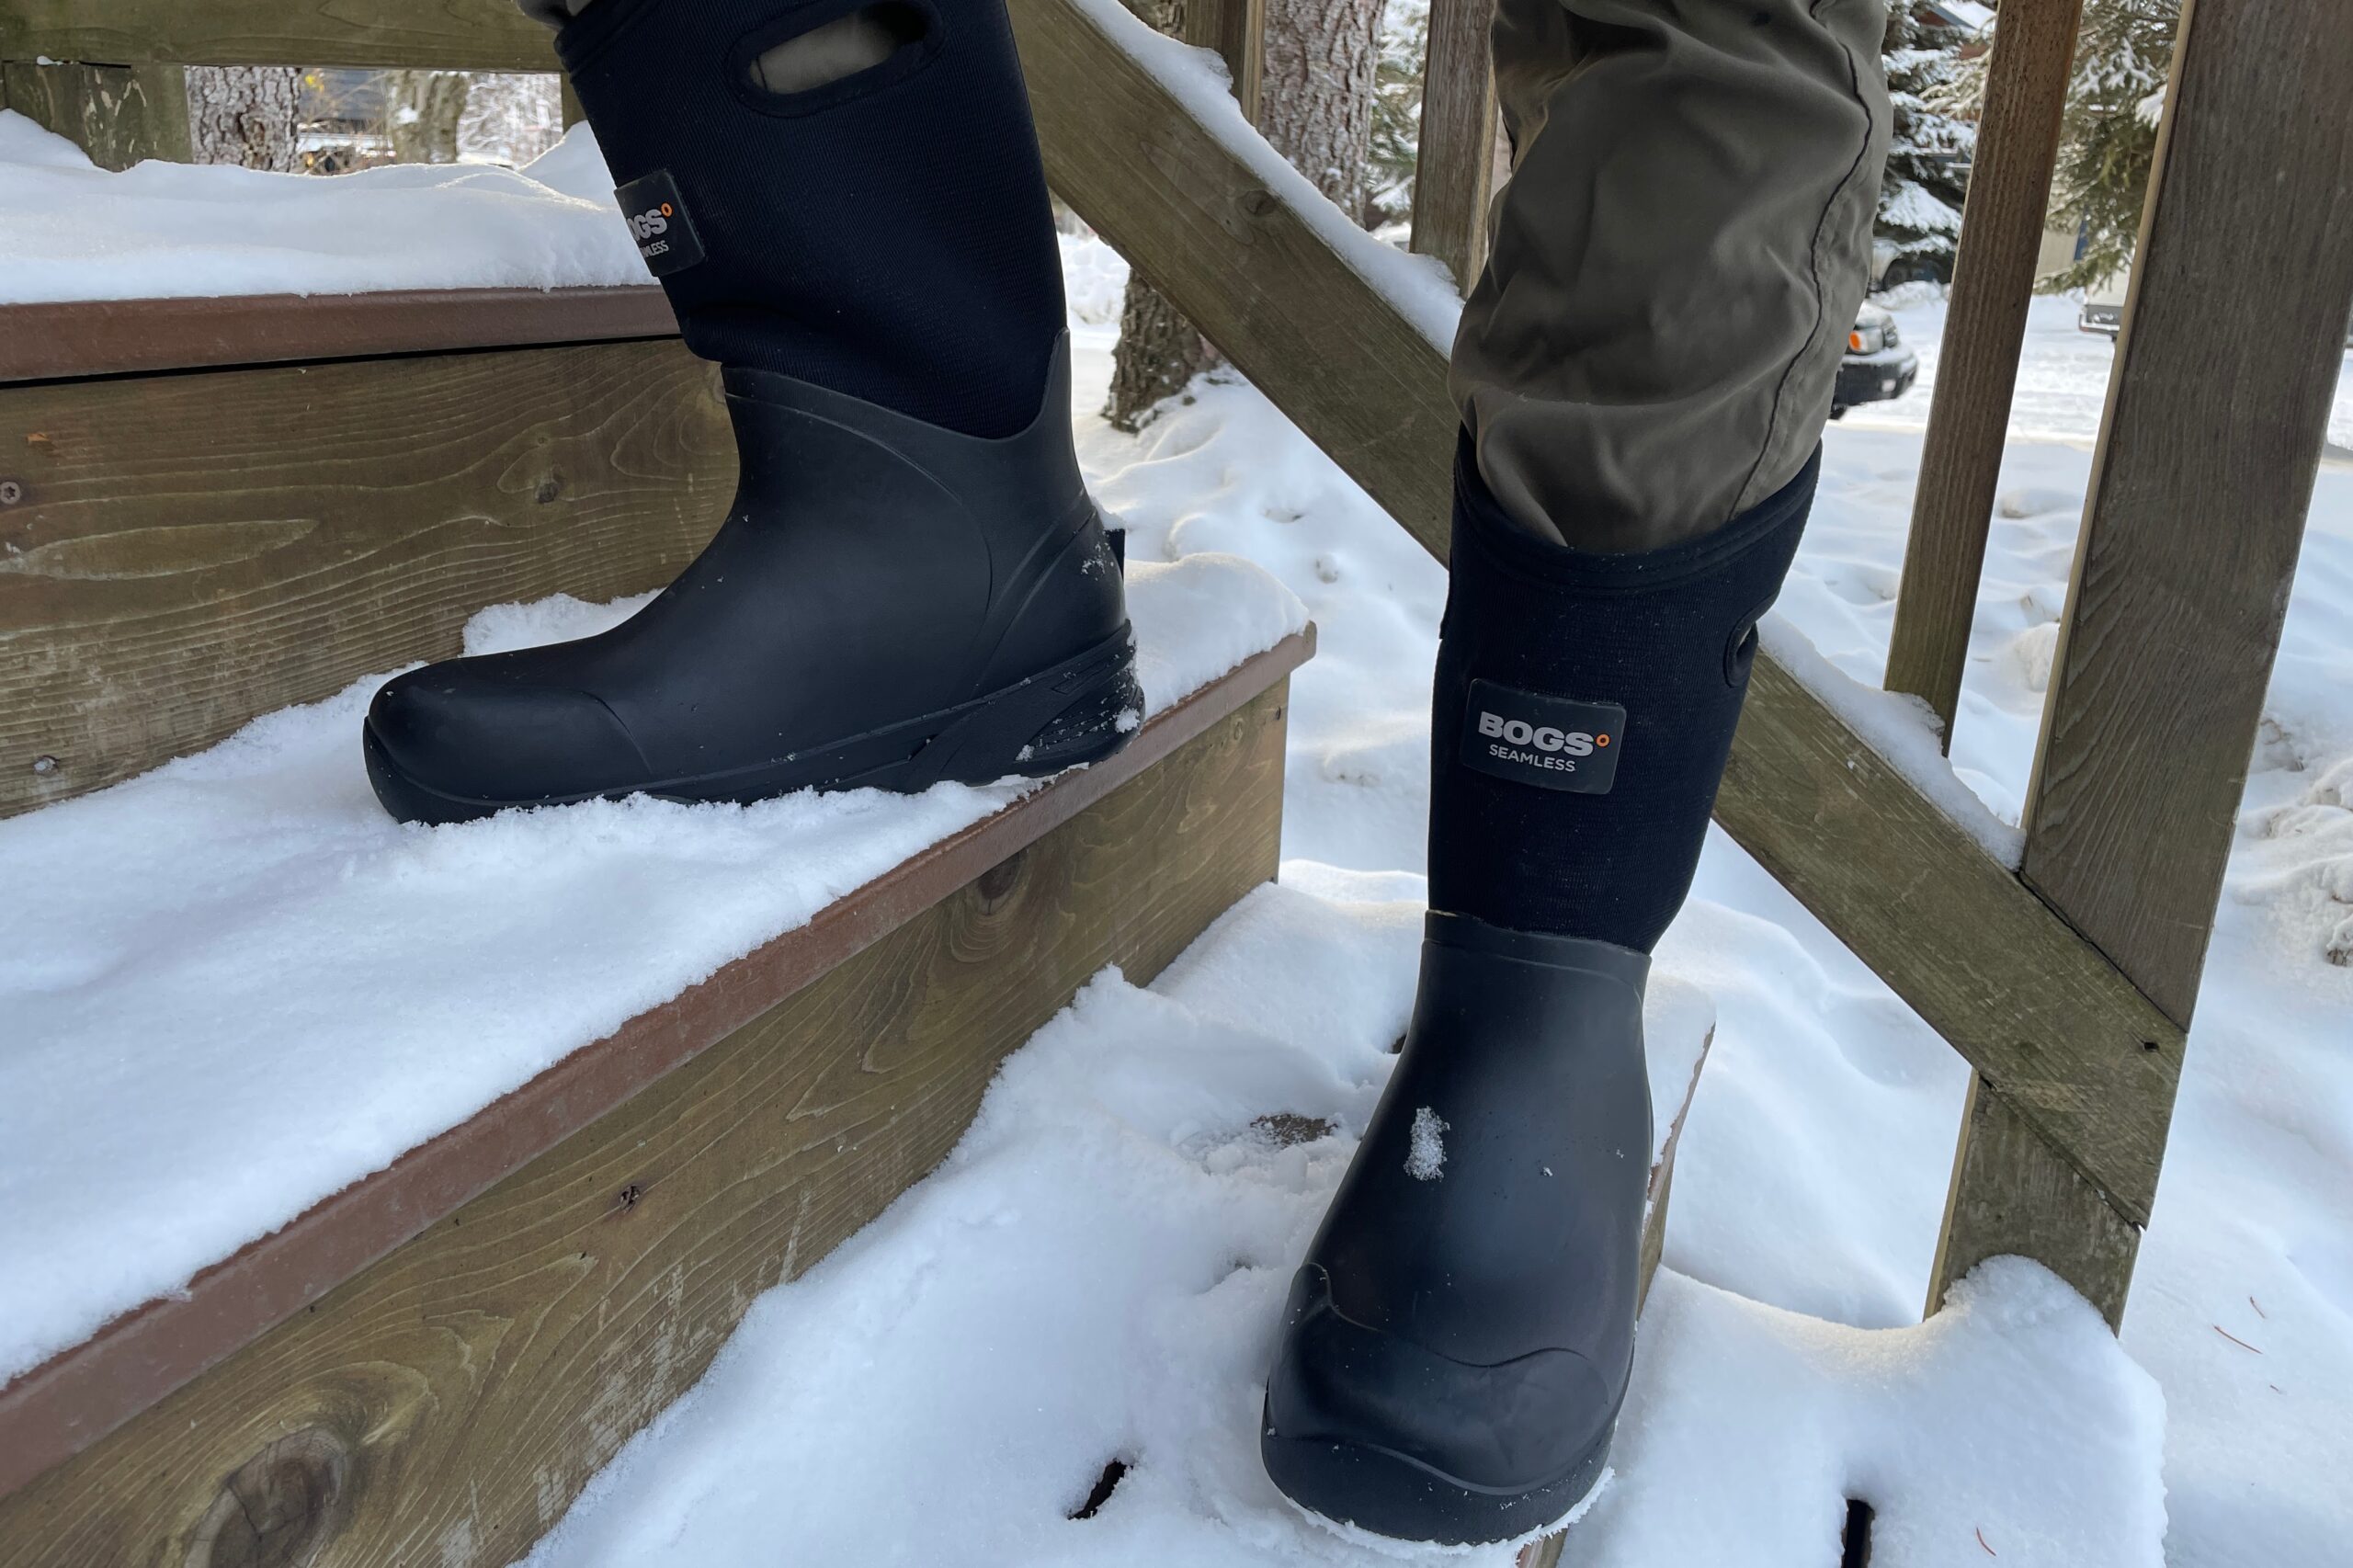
[0, 553, 1303, 1389]
[0, 109, 650, 305]
[510, 880, 2163, 1568]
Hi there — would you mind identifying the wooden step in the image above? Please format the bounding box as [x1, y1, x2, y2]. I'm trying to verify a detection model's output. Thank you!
[0, 288, 678, 386]
[0, 287, 717, 818]
[0, 629, 1310, 1568]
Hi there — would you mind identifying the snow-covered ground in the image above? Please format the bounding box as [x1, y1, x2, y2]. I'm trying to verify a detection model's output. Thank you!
[1848, 288, 2353, 456]
[6, 114, 2350, 1566]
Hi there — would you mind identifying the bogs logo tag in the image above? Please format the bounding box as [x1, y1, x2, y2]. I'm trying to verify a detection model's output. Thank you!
[611, 169, 706, 277]
[1461, 679, 1626, 794]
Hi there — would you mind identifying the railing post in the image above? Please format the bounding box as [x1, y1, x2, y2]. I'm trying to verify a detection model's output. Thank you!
[1931, 0, 2353, 1324]
[1881, 0, 2082, 744]
[1408, 0, 1499, 294]
[1179, 0, 1262, 125]
[0, 59, 192, 168]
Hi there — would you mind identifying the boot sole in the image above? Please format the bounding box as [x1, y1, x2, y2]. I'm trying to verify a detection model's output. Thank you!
[364, 626, 1142, 825]
[1260, 1402, 1612, 1547]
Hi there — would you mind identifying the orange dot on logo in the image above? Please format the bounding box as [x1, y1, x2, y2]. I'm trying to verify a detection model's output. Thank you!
[660, 203, 674, 216]
[1596, 733, 1611, 746]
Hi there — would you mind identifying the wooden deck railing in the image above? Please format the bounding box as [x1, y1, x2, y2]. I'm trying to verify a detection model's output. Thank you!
[5, 0, 2348, 1446]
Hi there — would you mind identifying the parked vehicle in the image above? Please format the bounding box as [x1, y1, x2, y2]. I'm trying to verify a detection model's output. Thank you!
[1830, 301, 1919, 417]
[2079, 269, 2129, 337]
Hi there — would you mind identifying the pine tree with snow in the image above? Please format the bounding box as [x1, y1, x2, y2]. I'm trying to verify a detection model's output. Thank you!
[2047, 0, 2176, 292]
[1875, 5, 1977, 288]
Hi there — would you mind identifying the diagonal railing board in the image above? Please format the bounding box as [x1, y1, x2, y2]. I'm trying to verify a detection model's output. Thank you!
[1881, 0, 2084, 744]
[1016, 0, 2181, 1314]
[1723, 658, 2177, 1324]
[1719, 656, 2180, 1229]
[2018, 0, 2353, 1028]
[1015, 0, 1461, 553]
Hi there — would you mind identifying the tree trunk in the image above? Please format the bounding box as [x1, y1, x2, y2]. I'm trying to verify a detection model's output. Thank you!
[184, 66, 301, 172]
[386, 70, 474, 165]
[1103, 0, 1223, 432]
[457, 73, 565, 167]
[1261, 0, 1382, 213]
[1105, 275, 1224, 429]
[1102, 0, 1385, 430]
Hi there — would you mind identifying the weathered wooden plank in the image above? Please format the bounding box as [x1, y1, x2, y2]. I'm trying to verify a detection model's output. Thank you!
[0, 288, 676, 386]
[1014, 0, 1460, 553]
[1929, 1072, 2140, 1326]
[1177, 0, 1263, 126]
[1719, 654, 2180, 1231]
[1019, 0, 2182, 1239]
[0, 337, 732, 816]
[1409, 0, 1499, 293]
[0, 674, 1294, 1564]
[1, 1, 553, 73]
[1881, 0, 2083, 742]
[0, 631, 1310, 1502]
[0, 60, 191, 168]
[2018, 0, 2353, 1027]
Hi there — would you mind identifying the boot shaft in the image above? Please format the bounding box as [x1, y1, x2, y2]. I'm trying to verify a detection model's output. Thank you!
[553, 0, 1067, 437]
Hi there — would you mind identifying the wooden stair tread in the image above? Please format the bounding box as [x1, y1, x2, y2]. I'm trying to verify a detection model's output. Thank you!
[0, 627, 1313, 1505]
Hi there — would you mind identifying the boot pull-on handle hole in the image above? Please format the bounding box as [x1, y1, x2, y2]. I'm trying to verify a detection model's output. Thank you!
[741, 2, 933, 103]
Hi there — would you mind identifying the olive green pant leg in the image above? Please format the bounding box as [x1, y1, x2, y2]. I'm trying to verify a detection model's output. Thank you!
[1455, 0, 1892, 551]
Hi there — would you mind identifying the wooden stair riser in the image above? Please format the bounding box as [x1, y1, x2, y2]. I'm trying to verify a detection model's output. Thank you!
[0, 680, 1288, 1568]
[0, 337, 732, 816]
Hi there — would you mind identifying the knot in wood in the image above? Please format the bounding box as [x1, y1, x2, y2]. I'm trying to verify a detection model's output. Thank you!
[183, 1426, 352, 1568]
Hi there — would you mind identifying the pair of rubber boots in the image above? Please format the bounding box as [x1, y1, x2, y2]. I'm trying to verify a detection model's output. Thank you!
[363, 0, 1811, 1545]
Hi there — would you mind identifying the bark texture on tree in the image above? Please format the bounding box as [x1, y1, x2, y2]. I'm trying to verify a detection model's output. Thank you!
[1260, 0, 1381, 217]
[1106, 274, 1224, 429]
[1101, 0, 1384, 429]
[185, 66, 301, 172]
[1103, 0, 1223, 432]
[458, 73, 564, 166]
[386, 71, 475, 165]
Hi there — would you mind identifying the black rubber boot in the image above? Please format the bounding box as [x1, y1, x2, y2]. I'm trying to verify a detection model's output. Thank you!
[1261, 442, 1814, 1544]
[364, 0, 1137, 824]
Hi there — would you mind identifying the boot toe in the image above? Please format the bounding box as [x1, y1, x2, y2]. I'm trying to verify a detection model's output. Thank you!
[1261, 1264, 1618, 1542]
[365, 658, 652, 823]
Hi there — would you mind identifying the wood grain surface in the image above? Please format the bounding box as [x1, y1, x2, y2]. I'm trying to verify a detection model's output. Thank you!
[1014, 0, 1462, 554]
[1408, 0, 1500, 293]
[0, 337, 732, 816]
[0, 289, 677, 386]
[0, 632, 1310, 1504]
[2, 0, 556, 73]
[0, 676, 1292, 1566]
[1881, 0, 2085, 740]
[2019, 0, 2353, 1027]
